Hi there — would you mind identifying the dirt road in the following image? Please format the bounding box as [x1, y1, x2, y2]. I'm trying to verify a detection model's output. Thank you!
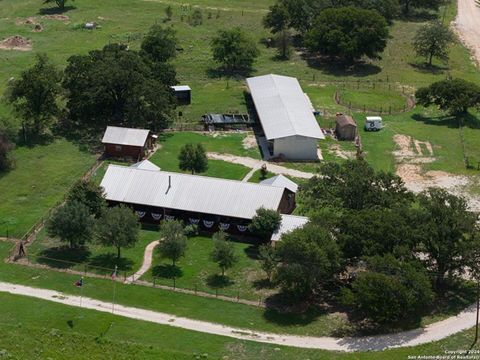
[0, 281, 476, 352]
[454, 0, 480, 66]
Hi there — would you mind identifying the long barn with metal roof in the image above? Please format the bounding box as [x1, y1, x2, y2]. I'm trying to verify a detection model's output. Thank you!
[100, 164, 296, 234]
[246, 74, 324, 160]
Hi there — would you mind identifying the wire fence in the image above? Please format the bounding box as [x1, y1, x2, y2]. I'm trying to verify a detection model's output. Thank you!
[22, 252, 265, 306]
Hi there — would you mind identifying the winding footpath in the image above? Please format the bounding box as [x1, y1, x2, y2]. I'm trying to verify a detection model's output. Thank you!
[124, 240, 159, 284]
[0, 280, 476, 352]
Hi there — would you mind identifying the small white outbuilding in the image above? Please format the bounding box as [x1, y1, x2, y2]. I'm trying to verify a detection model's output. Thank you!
[246, 74, 325, 160]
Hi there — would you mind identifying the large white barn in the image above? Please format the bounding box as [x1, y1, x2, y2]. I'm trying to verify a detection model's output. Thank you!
[246, 74, 324, 160]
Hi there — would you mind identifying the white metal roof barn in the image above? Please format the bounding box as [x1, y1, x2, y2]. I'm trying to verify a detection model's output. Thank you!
[102, 126, 150, 147]
[100, 165, 289, 220]
[246, 74, 324, 160]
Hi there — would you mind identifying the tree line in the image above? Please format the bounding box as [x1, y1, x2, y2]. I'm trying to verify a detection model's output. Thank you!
[254, 160, 479, 328]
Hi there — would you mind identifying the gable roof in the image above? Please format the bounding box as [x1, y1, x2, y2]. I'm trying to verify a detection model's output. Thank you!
[130, 160, 160, 171]
[246, 74, 324, 141]
[260, 175, 299, 193]
[336, 114, 357, 128]
[100, 165, 287, 220]
[271, 214, 309, 242]
[102, 126, 150, 147]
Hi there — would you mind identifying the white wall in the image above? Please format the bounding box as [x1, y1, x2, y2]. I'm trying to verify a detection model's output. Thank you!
[273, 136, 318, 160]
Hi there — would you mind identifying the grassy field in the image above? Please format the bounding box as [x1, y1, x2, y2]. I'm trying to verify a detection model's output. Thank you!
[141, 234, 277, 301]
[1, 292, 480, 360]
[28, 227, 160, 274]
[0, 140, 96, 239]
[0, 0, 479, 180]
[148, 131, 256, 180]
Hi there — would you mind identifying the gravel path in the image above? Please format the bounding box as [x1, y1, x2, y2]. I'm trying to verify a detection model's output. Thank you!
[208, 153, 315, 179]
[124, 240, 159, 284]
[454, 0, 480, 66]
[0, 281, 476, 352]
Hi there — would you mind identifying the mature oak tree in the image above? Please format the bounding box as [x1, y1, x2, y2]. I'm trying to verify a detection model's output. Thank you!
[7, 54, 61, 141]
[249, 207, 282, 240]
[47, 200, 94, 249]
[415, 78, 480, 114]
[210, 231, 238, 277]
[63, 44, 176, 135]
[305, 7, 389, 62]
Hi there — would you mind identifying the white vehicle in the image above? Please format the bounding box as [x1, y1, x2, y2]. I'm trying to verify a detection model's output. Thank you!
[365, 116, 383, 131]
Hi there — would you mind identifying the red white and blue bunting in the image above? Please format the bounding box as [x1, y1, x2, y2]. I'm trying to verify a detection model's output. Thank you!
[151, 213, 162, 221]
[237, 225, 248, 232]
[136, 211, 146, 219]
[189, 218, 200, 225]
[219, 222, 230, 231]
[203, 220, 215, 228]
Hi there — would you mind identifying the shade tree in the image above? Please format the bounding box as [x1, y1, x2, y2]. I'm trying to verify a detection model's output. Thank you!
[178, 143, 208, 174]
[211, 27, 259, 73]
[95, 205, 140, 259]
[158, 220, 188, 266]
[413, 21, 454, 66]
[7, 54, 61, 142]
[248, 207, 282, 240]
[415, 79, 480, 114]
[47, 200, 94, 249]
[210, 231, 238, 277]
[305, 7, 389, 63]
[67, 180, 106, 218]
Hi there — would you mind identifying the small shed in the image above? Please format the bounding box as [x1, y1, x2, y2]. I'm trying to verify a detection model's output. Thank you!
[102, 126, 155, 161]
[335, 114, 357, 141]
[171, 85, 191, 105]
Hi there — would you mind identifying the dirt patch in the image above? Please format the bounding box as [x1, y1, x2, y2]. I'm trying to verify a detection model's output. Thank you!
[393, 133, 480, 211]
[329, 143, 356, 160]
[42, 14, 70, 22]
[242, 134, 257, 150]
[0, 36, 32, 51]
[16, 17, 38, 25]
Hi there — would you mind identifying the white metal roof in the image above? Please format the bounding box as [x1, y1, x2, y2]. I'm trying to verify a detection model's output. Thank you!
[100, 165, 287, 220]
[246, 74, 324, 141]
[271, 214, 309, 242]
[171, 85, 191, 91]
[130, 160, 160, 171]
[102, 126, 150, 147]
[260, 175, 299, 193]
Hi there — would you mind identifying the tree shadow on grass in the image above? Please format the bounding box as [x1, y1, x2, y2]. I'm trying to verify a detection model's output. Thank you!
[151, 264, 183, 279]
[253, 278, 275, 290]
[206, 274, 234, 288]
[243, 244, 260, 260]
[398, 9, 438, 22]
[88, 253, 133, 271]
[38, 6, 76, 15]
[412, 112, 480, 129]
[303, 54, 381, 78]
[409, 62, 449, 74]
[206, 67, 254, 80]
[37, 246, 91, 269]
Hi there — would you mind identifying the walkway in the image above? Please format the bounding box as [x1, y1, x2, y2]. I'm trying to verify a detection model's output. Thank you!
[0, 281, 476, 352]
[455, 0, 480, 66]
[208, 153, 315, 180]
[124, 240, 159, 284]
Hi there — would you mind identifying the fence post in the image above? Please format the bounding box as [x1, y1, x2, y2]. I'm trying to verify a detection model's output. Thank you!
[363, 105, 366, 113]
[389, 106, 392, 114]
[237, 291, 240, 302]
[173, 277, 176, 289]
[195, 284, 197, 295]
[215, 289, 218, 298]
[153, 277, 156, 288]
[84, 265, 87, 275]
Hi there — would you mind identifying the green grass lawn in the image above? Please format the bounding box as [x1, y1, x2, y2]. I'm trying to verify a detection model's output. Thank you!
[141, 235, 277, 301]
[338, 87, 409, 113]
[1, 291, 480, 360]
[248, 169, 275, 183]
[0, 140, 96, 239]
[28, 227, 160, 275]
[148, 132, 255, 180]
